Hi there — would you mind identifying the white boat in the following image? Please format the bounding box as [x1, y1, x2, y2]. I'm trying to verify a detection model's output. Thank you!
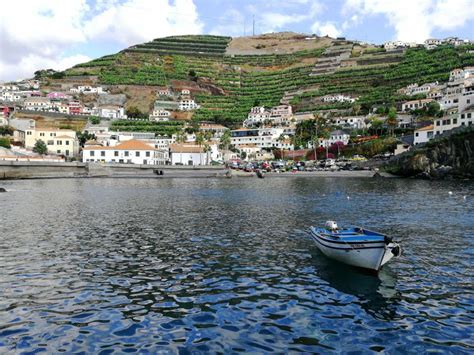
[309, 221, 401, 272]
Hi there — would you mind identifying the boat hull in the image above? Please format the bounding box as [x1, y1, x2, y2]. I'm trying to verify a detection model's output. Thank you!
[309, 227, 397, 271]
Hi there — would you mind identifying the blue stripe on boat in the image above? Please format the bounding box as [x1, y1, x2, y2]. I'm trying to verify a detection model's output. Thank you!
[310, 232, 385, 251]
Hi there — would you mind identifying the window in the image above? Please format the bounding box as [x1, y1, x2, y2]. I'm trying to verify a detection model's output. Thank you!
[65, 150, 69, 156]
[40, 133, 45, 137]
[136, 151, 140, 157]
[90, 151, 95, 157]
[57, 150, 61, 154]
[468, 113, 472, 119]
[57, 140, 62, 145]
[436, 121, 440, 126]
[27, 131, 32, 135]
[125, 151, 129, 157]
[114, 151, 119, 157]
[453, 119, 457, 124]
[427, 132, 433, 138]
[65, 141, 69, 145]
[146, 151, 150, 157]
[47, 140, 54, 145]
[468, 99, 471, 104]
[101, 151, 105, 157]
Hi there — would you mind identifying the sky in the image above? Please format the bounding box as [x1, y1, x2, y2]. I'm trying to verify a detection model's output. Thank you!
[0, 0, 473, 81]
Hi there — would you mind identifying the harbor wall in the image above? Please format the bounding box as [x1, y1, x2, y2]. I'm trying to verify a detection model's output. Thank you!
[0, 161, 226, 179]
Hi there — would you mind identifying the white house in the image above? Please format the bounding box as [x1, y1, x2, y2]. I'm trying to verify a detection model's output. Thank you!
[83, 139, 166, 165]
[318, 130, 350, 147]
[24, 97, 52, 111]
[321, 94, 356, 103]
[150, 109, 171, 121]
[169, 143, 206, 165]
[230, 127, 285, 149]
[414, 124, 434, 145]
[24, 128, 79, 157]
[244, 106, 270, 127]
[402, 99, 434, 112]
[94, 105, 126, 119]
[178, 99, 200, 111]
[459, 106, 474, 127]
[199, 123, 228, 138]
[332, 116, 367, 129]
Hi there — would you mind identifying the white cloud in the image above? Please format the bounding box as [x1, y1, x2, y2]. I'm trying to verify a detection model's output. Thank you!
[0, 54, 92, 83]
[0, 0, 203, 81]
[311, 21, 342, 38]
[342, 0, 474, 43]
[84, 0, 203, 45]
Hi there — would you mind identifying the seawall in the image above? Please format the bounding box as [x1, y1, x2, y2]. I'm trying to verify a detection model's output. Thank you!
[0, 161, 226, 179]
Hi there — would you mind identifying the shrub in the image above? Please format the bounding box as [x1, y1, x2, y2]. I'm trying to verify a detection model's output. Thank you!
[0, 137, 11, 148]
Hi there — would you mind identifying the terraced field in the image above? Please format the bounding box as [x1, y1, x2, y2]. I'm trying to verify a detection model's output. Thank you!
[58, 34, 474, 124]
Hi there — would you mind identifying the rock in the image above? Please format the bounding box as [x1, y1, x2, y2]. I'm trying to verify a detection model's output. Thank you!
[372, 172, 383, 178]
[0, 187, 6, 192]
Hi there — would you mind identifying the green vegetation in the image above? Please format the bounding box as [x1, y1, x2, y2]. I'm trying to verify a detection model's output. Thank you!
[0, 125, 14, 136]
[89, 116, 101, 125]
[110, 120, 184, 136]
[54, 35, 474, 124]
[33, 139, 47, 155]
[0, 137, 11, 148]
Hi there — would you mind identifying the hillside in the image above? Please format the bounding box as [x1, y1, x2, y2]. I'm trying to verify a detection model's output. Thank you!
[46, 33, 474, 124]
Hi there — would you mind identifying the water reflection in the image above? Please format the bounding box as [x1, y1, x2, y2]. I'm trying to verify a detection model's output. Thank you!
[0, 177, 472, 353]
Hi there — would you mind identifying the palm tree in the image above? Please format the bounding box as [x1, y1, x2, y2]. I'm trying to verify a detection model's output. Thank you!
[277, 134, 286, 161]
[195, 132, 205, 165]
[175, 130, 186, 143]
[386, 107, 398, 136]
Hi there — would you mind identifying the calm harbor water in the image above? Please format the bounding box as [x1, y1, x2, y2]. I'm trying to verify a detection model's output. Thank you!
[0, 177, 473, 353]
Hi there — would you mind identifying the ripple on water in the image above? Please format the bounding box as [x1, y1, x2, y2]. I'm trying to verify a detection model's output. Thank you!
[0, 177, 473, 353]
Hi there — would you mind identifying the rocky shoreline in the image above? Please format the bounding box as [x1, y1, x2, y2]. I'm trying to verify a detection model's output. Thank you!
[383, 127, 473, 179]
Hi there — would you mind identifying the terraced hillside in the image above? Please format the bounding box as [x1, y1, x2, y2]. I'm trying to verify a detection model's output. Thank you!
[58, 33, 474, 125]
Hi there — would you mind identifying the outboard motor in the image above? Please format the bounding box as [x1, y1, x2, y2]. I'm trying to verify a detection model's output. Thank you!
[325, 220, 338, 231]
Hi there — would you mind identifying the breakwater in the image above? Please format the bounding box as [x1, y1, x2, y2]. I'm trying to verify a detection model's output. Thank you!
[0, 161, 226, 179]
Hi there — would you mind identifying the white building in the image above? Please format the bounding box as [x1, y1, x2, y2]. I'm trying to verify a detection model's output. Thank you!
[83, 139, 166, 165]
[169, 143, 206, 165]
[24, 97, 52, 111]
[332, 116, 367, 129]
[178, 99, 200, 111]
[401, 99, 434, 112]
[438, 95, 459, 110]
[244, 106, 270, 127]
[321, 94, 356, 103]
[199, 123, 228, 138]
[94, 105, 126, 119]
[150, 109, 171, 121]
[414, 125, 434, 145]
[231, 127, 285, 149]
[318, 130, 350, 147]
[24, 128, 78, 157]
[70, 86, 104, 94]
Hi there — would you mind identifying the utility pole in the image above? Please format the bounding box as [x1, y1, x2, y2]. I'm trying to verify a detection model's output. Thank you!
[252, 15, 255, 36]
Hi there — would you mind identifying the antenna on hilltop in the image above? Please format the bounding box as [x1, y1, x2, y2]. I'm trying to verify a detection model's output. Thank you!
[252, 15, 255, 36]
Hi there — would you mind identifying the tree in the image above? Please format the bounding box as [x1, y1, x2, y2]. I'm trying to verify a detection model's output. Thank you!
[126, 106, 147, 119]
[33, 139, 48, 155]
[0, 137, 11, 148]
[195, 132, 205, 165]
[386, 107, 398, 136]
[0, 125, 14, 136]
[188, 70, 198, 81]
[175, 131, 186, 143]
[219, 130, 231, 151]
[77, 131, 96, 147]
[352, 102, 361, 116]
[426, 101, 441, 117]
[89, 116, 101, 125]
